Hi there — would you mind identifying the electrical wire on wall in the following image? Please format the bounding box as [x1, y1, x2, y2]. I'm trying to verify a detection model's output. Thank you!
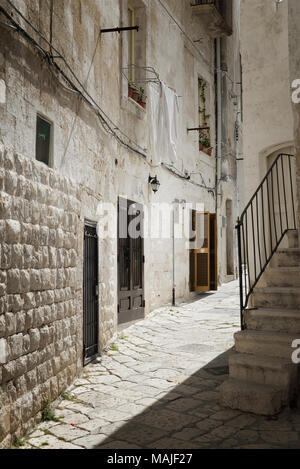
[161, 162, 216, 196]
[0, 0, 216, 197]
[0, 0, 148, 160]
[156, 0, 211, 70]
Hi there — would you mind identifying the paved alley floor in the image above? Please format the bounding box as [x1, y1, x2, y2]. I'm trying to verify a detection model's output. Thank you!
[23, 281, 300, 449]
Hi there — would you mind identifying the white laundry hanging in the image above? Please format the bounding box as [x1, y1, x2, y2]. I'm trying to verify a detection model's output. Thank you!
[160, 82, 179, 165]
[149, 82, 179, 166]
[149, 83, 161, 166]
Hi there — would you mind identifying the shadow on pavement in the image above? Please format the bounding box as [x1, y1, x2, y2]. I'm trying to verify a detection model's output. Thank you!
[94, 348, 237, 449]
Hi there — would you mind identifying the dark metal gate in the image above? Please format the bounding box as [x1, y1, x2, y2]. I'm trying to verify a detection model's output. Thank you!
[83, 222, 99, 365]
[118, 198, 145, 325]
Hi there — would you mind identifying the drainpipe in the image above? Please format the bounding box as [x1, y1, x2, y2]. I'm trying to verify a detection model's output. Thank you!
[216, 37, 222, 216]
[172, 206, 176, 306]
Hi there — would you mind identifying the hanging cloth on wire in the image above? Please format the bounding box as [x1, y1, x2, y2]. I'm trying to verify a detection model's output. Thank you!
[160, 82, 179, 166]
[149, 82, 179, 166]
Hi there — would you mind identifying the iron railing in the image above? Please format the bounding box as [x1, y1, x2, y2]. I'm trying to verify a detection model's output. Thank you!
[236, 153, 297, 330]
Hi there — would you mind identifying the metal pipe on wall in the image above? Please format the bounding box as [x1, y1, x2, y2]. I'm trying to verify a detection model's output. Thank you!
[172, 205, 176, 306]
[216, 37, 222, 216]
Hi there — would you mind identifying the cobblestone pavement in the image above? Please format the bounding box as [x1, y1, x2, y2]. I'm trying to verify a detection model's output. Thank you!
[23, 281, 300, 449]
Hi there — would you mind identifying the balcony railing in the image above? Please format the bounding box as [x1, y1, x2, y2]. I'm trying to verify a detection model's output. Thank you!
[191, 0, 232, 37]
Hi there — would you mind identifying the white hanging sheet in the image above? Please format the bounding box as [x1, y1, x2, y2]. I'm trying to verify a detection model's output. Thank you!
[149, 82, 179, 166]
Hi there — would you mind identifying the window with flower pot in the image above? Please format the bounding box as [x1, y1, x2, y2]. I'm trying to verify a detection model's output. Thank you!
[198, 77, 212, 156]
[125, 0, 147, 110]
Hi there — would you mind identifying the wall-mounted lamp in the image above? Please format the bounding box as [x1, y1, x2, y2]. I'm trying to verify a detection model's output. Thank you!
[274, 0, 284, 11]
[149, 175, 160, 193]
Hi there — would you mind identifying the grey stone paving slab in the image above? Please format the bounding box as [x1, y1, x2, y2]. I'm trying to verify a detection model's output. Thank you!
[164, 397, 204, 413]
[88, 408, 132, 423]
[72, 434, 109, 449]
[49, 424, 90, 441]
[23, 280, 300, 449]
[97, 440, 143, 449]
[148, 437, 201, 450]
[60, 413, 90, 425]
[114, 403, 146, 416]
[105, 423, 168, 447]
[134, 409, 199, 432]
[77, 418, 110, 434]
[27, 434, 82, 449]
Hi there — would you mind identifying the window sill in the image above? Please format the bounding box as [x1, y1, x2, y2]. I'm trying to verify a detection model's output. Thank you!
[197, 149, 216, 169]
[199, 149, 213, 157]
[128, 97, 147, 112]
[121, 95, 147, 120]
[199, 144, 213, 156]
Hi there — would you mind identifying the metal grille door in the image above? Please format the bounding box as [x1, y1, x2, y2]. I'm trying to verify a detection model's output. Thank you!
[83, 222, 99, 365]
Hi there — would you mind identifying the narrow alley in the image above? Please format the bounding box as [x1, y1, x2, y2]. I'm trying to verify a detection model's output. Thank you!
[22, 281, 300, 450]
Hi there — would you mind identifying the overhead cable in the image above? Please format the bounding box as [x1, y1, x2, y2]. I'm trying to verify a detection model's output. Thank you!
[1, 0, 148, 159]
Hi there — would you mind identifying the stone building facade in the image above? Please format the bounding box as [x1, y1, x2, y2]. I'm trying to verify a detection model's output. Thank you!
[0, 0, 242, 446]
[240, 0, 295, 203]
[219, 0, 300, 418]
[0, 147, 82, 446]
[288, 0, 300, 231]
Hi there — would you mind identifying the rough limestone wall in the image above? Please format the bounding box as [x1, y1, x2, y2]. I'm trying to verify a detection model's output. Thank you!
[0, 144, 82, 448]
[288, 0, 300, 234]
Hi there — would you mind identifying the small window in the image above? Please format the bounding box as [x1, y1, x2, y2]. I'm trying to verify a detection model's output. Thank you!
[123, 1, 147, 110]
[36, 115, 51, 166]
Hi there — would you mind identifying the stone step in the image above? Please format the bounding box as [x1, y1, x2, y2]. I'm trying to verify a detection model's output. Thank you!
[287, 230, 299, 249]
[244, 308, 300, 333]
[229, 352, 297, 392]
[253, 287, 300, 309]
[272, 248, 300, 268]
[234, 330, 298, 359]
[219, 378, 285, 415]
[262, 267, 300, 287]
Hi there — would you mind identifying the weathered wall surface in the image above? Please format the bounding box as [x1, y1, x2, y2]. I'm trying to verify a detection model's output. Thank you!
[0, 0, 241, 445]
[288, 0, 300, 230]
[240, 0, 294, 204]
[0, 144, 82, 448]
[218, 0, 243, 280]
[0, 0, 239, 323]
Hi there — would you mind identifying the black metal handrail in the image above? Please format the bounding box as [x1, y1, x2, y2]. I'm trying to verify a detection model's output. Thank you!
[236, 153, 297, 330]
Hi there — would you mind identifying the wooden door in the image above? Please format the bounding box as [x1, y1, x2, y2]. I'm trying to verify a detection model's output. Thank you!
[118, 198, 145, 325]
[190, 211, 218, 293]
[209, 213, 218, 290]
[194, 212, 210, 292]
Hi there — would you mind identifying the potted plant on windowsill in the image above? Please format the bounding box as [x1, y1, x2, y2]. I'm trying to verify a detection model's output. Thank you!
[199, 131, 213, 156]
[132, 86, 140, 103]
[128, 80, 136, 99]
[137, 87, 146, 109]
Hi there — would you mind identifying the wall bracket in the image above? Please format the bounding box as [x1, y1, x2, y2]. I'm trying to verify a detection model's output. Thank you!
[100, 26, 139, 34]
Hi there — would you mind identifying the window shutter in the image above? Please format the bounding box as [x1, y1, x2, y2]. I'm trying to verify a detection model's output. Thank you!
[194, 212, 210, 292]
[209, 213, 218, 291]
[189, 211, 218, 293]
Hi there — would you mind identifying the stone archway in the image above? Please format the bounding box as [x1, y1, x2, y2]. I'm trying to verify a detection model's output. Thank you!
[258, 142, 294, 181]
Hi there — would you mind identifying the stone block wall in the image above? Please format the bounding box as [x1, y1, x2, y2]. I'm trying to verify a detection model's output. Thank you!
[0, 144, 82, 448]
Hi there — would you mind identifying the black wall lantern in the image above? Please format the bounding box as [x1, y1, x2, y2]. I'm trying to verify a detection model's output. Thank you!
[149, 175, 160, 193]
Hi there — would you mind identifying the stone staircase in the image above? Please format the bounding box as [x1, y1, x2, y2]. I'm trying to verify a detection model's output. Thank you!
[220, 230, 300, 416]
